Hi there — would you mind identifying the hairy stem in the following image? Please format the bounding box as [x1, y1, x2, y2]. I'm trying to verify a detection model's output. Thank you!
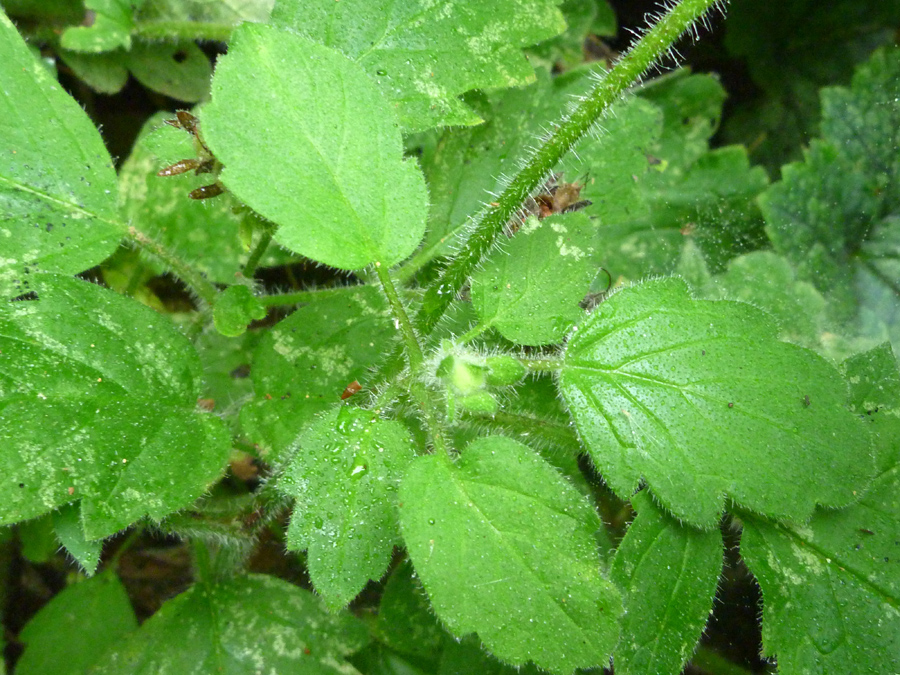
[242, 230, 273, 278]
[375, 264, 450, 457]
[415, 0, 725, 335]
[126, 226, 218, 306]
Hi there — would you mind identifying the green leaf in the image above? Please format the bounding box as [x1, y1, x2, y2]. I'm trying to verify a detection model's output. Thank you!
[271, 0, 567, 132]
[239, 285, 394, 460]
[399, 436, 622, 674]
[439, 634, 543, 675]
[376, 561, 445, 662]
[741, 457, 900, 675]
[610, 490, 723, 675]
[0, 275, 231, 538]
[280, 407, 415, 610]
[61, 0, 143, 53]
[528, 0, 612, 70]
[558, 277, 875, 528]
[760, 47, 900, 346]
[134, 0, 273, 25]
[17, 572, 138, 675]
[18, 514, 58, 564]
[53, 503, 103, 575]
[202, 23, 427, 270]
[213, 285, 265, 337]
[0, 12, 121, 299]
[193, 328, 260, 411]
[118, 113, 293, 286]
[840, 343, 900, 471]
[471, 212, 597, 345]
[125, 40, 212, 102]
[89, 574, 369, 674]
[57, 49, 129, 95]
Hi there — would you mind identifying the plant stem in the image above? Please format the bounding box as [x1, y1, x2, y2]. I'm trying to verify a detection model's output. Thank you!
[415, 0, 725, 335]
[242, 230, 273, 278]
[375, 263, 450, 457]
[134, 21, 235, 42]
[107, 528, 142, 569]
[457, 322, 490, 345]
[126, 226, 218, 306]
[191, 539, 213, 585]
[519, 356, 565, 374]
[259, 286, 347, 307]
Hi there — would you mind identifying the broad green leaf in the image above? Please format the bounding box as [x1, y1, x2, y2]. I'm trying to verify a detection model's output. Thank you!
[61, 0, 143, 53]
[761, 47, 900, 347]
[53, 503, 103, 575]
[558, 277, 875, 528]
[471, 212, 598, 346]
[280, 407, 415, 610]
[89, 574, 369, 674]
[202, 23, 427, 270]
[17, 572, 138, 675]
[118, 113, 293, 285]
[741, 383, 900, 675]
[399, 436, 622, 674]
[213, 284, 265, 337]
[409, 70, 659, 272]
[610, 490, 723, 675]
[271, 0, 567, 132]
[125, 40, 212, 102]
[57, 50, 129, 95]
[0, 12, 121, 299]
[240, 285, 394, 460]
[376, 561, 445, 662]
[0, 275, 231, 538]
[439, 635, 543, 675]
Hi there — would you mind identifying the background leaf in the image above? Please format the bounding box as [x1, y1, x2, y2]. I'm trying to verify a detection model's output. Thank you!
[399, 436, 622, 674]
[0, 275, 231, 538]
[280, 407, 415, 610]
[125, 40, 212, 102]
[471, 212, 598, 345]
[559, 277, 874, 527]
[89, 574, 370, 674]
[610, 489, 723, 675]
[760, 47, 900, 351]
[0, 11, 121, 299]
[271, 0, 567, 132]
[239, 285, 394, 460]
[375, 560, 445, 662]
[17, 572, 138, 675]
[202, 23, 427, 270]
[60, 0, 143, 53]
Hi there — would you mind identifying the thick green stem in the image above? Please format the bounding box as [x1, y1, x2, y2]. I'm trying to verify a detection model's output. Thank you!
[415, 0, 725, 335]
[519, 356, 565, 374]
[126, 226, 218, 306]
[375, 264, 450, 457]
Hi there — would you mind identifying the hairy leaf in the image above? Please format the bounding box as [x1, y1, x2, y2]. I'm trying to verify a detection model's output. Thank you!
[0, 12, 121, 299]
[0, 275, 231, 538]
[610, 490, 722, 675]
[281, 407, 415, 610]
[240, 285, 394, 460]
[53, 503, 103, 575]
[271, 0, 567, 131]
[17, 572, 137, 675]
[202, 23, 427, 270]
[89, 574, 369, 674]
[559, 277, 874, 527]
[400, 436, 622, 674]
[471, 212, 598, 345]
